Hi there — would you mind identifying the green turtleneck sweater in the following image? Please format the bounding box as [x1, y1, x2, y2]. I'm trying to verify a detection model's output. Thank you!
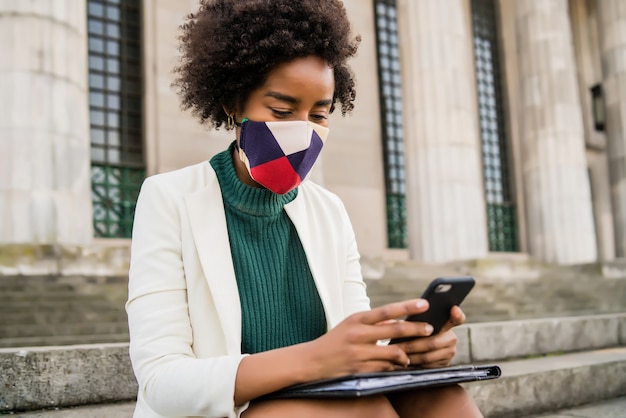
[210, 143, 327, 354]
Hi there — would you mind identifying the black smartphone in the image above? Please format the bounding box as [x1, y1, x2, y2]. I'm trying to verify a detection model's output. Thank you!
[390, 276, 475, 344]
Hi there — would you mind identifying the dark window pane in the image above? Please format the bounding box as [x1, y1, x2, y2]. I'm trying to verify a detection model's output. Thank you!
[471, 0, 518, 252]
[90, 110, 105, 125]
[88, 0, 145, 239]
[89, 55, 105, 71]
[375, 0, 407, 249]
[106, 23, 121, 39]
[91, 147, 105, 161]
[88, 2, 104, 17]
[106, 5, 121, 20]
[91, 128, 105, 144]
[107, 75, 121, 91]
[107, 58, 120, 74]
[107, 94, 121, 110]
[89, 73, 104, 89]
[90, 92, 105, 107]
[88, 19, 104, 35]
[107, 40, 120, 56]
[89, 37, 104, 53]
[108, 112, 120, 128]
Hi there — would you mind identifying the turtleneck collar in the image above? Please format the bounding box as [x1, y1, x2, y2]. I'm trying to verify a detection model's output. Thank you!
[210, 141, 298, 217]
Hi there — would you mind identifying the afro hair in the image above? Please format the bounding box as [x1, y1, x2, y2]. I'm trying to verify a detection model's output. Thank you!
[173, 0, 361, 129]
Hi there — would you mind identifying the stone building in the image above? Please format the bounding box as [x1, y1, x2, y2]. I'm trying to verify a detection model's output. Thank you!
[1, 0, 625, 277]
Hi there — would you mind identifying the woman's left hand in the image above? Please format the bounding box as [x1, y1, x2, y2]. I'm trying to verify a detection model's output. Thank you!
[395, 305, 466, 368]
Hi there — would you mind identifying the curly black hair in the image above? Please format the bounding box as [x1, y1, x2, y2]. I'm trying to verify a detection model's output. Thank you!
[173, 0, 361, 129]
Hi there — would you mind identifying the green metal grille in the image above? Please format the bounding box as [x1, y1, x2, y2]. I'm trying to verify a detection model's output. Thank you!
[471, 0, 518, 252]
[88, 0, 144, 238]
[374, 0, 407, 249]
[92, 165, 144, 238]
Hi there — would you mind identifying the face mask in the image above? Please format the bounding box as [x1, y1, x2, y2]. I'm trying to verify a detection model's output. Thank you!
[237, 119, 330, 194]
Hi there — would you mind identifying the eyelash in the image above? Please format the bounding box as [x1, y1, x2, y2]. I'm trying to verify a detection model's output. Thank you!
[270, 108, 328, 121]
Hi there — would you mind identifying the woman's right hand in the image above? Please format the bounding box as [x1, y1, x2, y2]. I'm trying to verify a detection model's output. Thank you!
[234, 299, 434, 405]
[302, 299, 435, 380]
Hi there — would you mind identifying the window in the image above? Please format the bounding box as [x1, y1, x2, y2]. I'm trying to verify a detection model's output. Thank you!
[88, 0, 144, 238]
[374, 0, 407, 249]
[471, 0, 518, 252]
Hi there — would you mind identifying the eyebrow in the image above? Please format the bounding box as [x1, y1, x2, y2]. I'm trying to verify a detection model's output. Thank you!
[264, 91, 333, 107]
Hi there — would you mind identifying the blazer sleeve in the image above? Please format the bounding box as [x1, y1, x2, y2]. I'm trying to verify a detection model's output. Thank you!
[126, 176, 246, 418]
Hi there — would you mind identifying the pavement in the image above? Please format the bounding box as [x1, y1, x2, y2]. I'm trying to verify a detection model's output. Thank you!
[4, 397, 625, 418]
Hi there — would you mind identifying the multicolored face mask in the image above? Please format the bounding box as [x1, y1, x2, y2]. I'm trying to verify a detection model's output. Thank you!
[237, 119, 329, 194]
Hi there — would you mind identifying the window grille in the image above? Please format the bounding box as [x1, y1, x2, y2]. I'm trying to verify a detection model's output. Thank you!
[88, 0, 144, 238]
[374, 0, 407, 249]
[471, 0, 518, 252]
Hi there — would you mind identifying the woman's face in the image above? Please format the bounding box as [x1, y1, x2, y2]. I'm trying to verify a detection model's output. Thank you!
[235, 55, 335, 129]
[230, 55, 335, 188]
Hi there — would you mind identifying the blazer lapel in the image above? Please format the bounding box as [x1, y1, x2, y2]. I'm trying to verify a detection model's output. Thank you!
[285, 194, 342, 329]
[184, 175, 242, 354]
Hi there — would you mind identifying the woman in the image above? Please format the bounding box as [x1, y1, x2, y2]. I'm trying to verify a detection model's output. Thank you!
[126, 0, 483, 417]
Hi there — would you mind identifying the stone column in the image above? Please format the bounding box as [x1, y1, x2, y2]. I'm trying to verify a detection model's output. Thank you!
[396, 0, 488, 262]
[0, 1, 93, 245]
[514, 0, 597, 264]
[596, 0, 626, 257]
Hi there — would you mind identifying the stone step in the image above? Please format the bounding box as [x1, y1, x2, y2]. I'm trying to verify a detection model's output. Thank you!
[0, 321, 129, 339]
[521, 396, 626, 418]
[1, 346, 625, 417]
[464, 347, 626, 417]
[0, 334, 129, 349]
[364, 274, 626, 321]
[0, 310, 128, 325]
[1, 314, 624, 415]
[0, 276, 129, 348]
[10, 397, 626, 418]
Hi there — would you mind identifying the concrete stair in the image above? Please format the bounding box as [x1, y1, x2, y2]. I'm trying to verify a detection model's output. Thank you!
[2, 259, 626, 348]
[1, 260, 626, 416]
[364, 259, 626, 321]
[0, 275, 129, 348]
[1, 313, 624, 417]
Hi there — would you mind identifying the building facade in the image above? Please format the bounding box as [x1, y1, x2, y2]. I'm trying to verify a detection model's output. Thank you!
[1, 0, 625, 276]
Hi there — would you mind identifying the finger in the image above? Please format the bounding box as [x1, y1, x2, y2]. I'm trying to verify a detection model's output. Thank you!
[375, 319, 400, 326]
[408, 344, 457, 367]
[360, 317, 435, 344]
[354, 299, 429, 326]
[401, 330, 457, 355]
[347, 345, 411, 372]
[439, 305, 466, 333]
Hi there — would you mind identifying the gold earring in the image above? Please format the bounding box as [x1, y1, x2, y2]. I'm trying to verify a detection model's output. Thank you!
[227, 114, 235, 130]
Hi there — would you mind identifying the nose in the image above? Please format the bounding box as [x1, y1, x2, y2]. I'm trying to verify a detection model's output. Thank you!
[294, 111, 309, 121]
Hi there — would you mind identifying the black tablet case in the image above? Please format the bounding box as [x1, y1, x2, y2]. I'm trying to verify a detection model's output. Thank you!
[262, 364, 501, 399]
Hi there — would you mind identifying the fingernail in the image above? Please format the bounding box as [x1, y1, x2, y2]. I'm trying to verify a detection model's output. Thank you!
[416, 300, 427, 309]
[425, 324, 434, 334]
[406, 358, 411, 366]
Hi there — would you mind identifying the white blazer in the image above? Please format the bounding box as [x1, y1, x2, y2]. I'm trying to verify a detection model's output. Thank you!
[126, 160, 370, 418]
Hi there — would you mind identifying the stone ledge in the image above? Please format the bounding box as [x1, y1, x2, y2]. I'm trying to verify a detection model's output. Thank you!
[458, 313, 626, 363]
[1, 314, 625, 412]
[464, 347, 626, 417]
[0, 243, 131, 277]
[6, 348, 626, 418]
[0, 343, 136, 412]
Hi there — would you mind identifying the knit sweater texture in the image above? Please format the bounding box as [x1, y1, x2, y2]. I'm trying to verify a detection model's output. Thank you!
[210, 144, 327, 354]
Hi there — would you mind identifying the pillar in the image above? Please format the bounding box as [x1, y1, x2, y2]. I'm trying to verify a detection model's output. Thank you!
[0, 1, 93, 245]
[514, 0, 597, 263]
[396, 0, 488, 262]
[596, 0, 626, 257]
